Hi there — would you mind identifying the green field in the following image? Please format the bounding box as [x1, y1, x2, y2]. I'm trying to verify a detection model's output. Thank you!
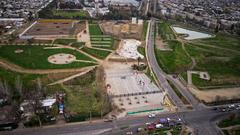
[142, 21, 149, 39]
[218, 116, 240, 128]
[149, 126, 182, 135]
[155, 40, 191, 73]
[185, 42, 240, 88]
[158, 22, 176, 41]
[0, 67, 42, 86]
[137, 46, 146, 57]
[0, 45, 96, 69]
[47, 68, 111, 122]
[89, 24, 103, 35]
[71, 42, 85, 49]
[53, 38, 77, 45]
[53, 10, 88, 19]
[195, 33, 240, 51]
[156, 21, 240, 88]
[89, 24, 115, 49]
[81, 47, 111, 59]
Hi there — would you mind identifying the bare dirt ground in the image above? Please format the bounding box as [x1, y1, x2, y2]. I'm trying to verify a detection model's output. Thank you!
[77, 21, 91, 47]
[155, 36, 172, 51]
[100, 21, 143, 40]
[189, 86, 240, 103]
[22, 20, 76, 39]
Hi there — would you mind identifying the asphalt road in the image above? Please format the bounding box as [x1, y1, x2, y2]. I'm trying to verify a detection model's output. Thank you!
[4, 109, 238, 135]
[145, 18, 185, 109]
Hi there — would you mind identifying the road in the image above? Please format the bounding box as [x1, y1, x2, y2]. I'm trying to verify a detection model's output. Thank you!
[145, 18, 185, 109]
[3, 108, 238, 135]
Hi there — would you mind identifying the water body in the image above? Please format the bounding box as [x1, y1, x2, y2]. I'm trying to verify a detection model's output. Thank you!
[172, 26, 212, 40]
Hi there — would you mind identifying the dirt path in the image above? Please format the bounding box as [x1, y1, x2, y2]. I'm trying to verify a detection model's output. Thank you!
[0, 58, 97, 74]
[177, 38, 196, 70]
[88, 46, 114, 52]
[55, 44, 103, 63]
[48, 66, 95, 85]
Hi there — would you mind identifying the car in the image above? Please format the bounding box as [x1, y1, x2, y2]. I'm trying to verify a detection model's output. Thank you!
[148, 113, 156, 118]
[126, 131, 133, 135]
[155, 124, 164, 129]
[104, 118, 113, 122]
[137, 127, 144, 132]
[147, 125, 155, 130]
[176, 118, 183, 125]
[145, 122, 151, 125]
[228, 104, 235, 108]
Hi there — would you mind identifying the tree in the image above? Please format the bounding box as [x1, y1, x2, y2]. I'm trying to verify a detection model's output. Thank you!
[27, 78, 44, 127]
[15, 76, 23, 98]
[137, 57, 141, 66]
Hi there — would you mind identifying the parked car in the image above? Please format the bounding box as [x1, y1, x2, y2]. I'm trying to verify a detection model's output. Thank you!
[155, 124, 164, 129]
[148, 113, 156, 118]
[137, 127, 144, 132]
[126, 131, 133, 135]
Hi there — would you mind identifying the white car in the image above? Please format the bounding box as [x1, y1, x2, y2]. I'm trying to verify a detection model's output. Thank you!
[155, 124, 164, 129]
[145, 122, 151, 125]
[148, 113, 156, 118]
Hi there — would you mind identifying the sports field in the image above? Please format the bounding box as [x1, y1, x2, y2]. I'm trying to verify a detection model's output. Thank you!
[22, 20, 75, 38]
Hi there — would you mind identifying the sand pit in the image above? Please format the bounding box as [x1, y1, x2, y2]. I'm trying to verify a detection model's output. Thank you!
[48, 53, 76, 64]
[118, 39, 144, 60]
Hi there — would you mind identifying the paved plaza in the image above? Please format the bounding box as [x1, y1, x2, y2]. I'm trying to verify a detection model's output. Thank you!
[105, 62, 165, 111]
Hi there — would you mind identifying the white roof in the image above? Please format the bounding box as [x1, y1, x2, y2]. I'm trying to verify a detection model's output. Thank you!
[41, 99, 56, 107]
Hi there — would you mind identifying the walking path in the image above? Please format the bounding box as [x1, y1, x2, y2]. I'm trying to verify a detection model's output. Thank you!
[48, 66, 95, 85]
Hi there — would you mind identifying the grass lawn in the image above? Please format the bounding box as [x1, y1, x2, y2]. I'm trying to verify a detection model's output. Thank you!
[185, 43, 240, 88]
[89, 24, 102, 35]
[218, 117, 240, 128]
[149, 126, 182, 135]
[137, 46, 146, 57]
[71, 42, 85, 49]
[143, 21, 149, 39]
[53, 10, 88, 19]
[47, 68, 111, 122]
[81, 47, 111, 59]
[158, 22, 176, 41]
[195, 33, 240, 51]
[0, 67, 43, 86]
[0, 45, 96, 69]
[53, 38, 77, 45]
[89, 24, 115, 50]
[155, 40, 191, 73]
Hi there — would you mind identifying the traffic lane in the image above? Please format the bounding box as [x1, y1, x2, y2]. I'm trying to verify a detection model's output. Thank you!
[2, 121, 115, 135]
[146, 20, 183, 107]
[167, 76, 201, 110]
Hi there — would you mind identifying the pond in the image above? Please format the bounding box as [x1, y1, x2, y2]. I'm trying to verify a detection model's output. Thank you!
[172, 26, 213, 40]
